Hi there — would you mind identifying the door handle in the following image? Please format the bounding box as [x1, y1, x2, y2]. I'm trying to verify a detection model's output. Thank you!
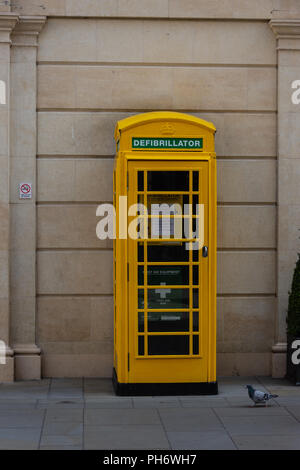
[202, 246, 208, 257]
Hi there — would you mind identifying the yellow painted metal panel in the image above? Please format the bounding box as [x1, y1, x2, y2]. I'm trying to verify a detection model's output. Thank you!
[113, 111, 216, 391]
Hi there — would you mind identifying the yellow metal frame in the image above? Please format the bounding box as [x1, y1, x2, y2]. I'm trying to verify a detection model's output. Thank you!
[113, 112, 217, 390]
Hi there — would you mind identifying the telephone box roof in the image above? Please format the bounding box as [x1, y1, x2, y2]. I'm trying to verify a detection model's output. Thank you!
[114, 111, 216, 141]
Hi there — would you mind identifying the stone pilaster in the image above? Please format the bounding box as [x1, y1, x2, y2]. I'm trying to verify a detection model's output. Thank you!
[10, 16, 46, 380]
[270, 19, 300, 377]
[0, 13, 18, 381]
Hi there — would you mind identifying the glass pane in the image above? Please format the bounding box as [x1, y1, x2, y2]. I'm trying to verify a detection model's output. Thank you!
[148, 311, 189, 332]
[183, 195, 189, 210]
[193, 335, 199, 355]
[150, 217, 177, 240]
[148, 335, 189, 355]
[138, 244, 144, 262]
[193, 266, 198, 286]
[193, 171, 199, 191]
[137, 195, 145, 213]
[148, 194, 183, 240]
[138, 312, 144, 332]
[139, 265, 189, 286]
[147, 171, 189, 191]
[138, 289, 144, 308]
[193, 289, 199, 308]
[138, 171, 144, 191]
[138, 266, 144, 285]
[147, 288, 189, 309]
[193, 250, 199, 262]
[193, 311, 199, 332]
[148, 244, 189, 262]
[138, 336, 144, 355]
[193, 195, 198, 213]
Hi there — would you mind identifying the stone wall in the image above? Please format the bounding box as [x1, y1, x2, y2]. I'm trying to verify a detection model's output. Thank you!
[0, 0, 299, 380]
[35, 14, 277, 377]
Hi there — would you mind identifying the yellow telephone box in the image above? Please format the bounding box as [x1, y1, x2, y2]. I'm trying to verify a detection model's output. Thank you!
[113, 111, 217, 395]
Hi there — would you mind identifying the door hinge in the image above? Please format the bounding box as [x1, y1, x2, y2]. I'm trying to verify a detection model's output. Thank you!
[128, 353, 130, 371]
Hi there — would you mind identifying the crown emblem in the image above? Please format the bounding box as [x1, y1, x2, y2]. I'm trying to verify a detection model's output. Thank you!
[160, 122, 175, 136]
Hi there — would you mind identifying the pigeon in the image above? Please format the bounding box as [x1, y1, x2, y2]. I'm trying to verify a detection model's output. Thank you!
[245, 385, 278, 406]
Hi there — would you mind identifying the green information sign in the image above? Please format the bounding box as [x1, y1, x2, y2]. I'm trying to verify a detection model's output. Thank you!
[132, 137, 203, 150]
[138, 265, 187, 286]
[138, 266, 189, 309]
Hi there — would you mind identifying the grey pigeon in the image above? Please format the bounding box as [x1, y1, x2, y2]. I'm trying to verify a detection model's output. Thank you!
[245, 385, 278, 406]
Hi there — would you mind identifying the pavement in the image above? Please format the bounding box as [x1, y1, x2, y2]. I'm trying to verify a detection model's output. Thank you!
[0, 376, 299, 450]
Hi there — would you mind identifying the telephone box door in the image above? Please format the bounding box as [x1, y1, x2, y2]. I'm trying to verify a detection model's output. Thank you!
[127, 160, 210, 384]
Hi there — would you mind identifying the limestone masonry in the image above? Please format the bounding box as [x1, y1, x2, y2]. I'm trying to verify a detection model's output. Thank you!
[0, 0, 299, 381]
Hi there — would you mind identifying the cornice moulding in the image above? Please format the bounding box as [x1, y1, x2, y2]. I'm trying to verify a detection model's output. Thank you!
[270, 19, 300, 38]
[12, 15, 46, 35]
[11, 15, 47, 47]
[0, 13, 18, 31]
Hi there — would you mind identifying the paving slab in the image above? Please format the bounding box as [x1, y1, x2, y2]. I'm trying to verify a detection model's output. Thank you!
[0, 380, 50, 389]
[133, 397, 181, 408]
[258, 376, 294, 388]
[274, 397, 300, 406]
[180, 397, 228, 408]
[37, 399, 84, 409]
[218, 386, 269, 397]
[0, 389, 49, 399]
[232, 434, 300, 450]
[220, 415, 300, 435]
[0, 377, 298, 450]
[0, 409, 45, 428]
[214, 405, 290, 417]
[40, 435, 83, 447]
[84, 378, 114, 396]
[84, 424, 170, 450]
[225, 396, 279, 407]
[45, 408, 84, 422]
[84, 408, 161, 426]
[42, 422, 83, 436]
[85, 398, 133, 409]
[0, 428, 41, 450]
[51, 379, 83, 387]
[0, 381, 50, 400]
[0, 401, 37, 410]
[167, 430, 237, 450]
[48, 391, 84, 399]
[39, 446, 83, 450]
[269, 389, 300, 396]
[158, 408, 224, 432]
[284, 405, 300, 420]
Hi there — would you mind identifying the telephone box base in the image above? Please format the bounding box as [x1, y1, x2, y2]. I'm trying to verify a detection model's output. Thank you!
[112, 369, 218, 396]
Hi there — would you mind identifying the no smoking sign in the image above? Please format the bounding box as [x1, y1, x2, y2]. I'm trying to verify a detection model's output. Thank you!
[19, 182, 32, 199]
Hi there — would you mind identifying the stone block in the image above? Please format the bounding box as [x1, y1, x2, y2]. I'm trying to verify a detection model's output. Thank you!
[217, 160, 276, 203]
[37, 251, 113, 295]
[217, 205, 276, 248]
[37, 65, 276, 111]
[38, 18, 275, 65]
[37, 111, 276, 157]
[37, 204, 113, 248]
[217, 251, 276, 294]
[0, 357, 14, 383]
[14, 355, 41, 381]
[37, 158, 113, 202]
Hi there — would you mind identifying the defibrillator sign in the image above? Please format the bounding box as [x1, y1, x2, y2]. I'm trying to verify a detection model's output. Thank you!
[132, 137, 203, 150]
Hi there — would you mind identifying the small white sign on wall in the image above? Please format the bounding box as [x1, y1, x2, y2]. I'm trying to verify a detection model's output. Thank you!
[0, 80, 6, 105]
[19, 182, 32, 199]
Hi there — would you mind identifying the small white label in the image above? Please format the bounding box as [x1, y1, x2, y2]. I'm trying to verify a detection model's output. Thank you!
[19, 182, 32, 199]
[0, 80, 6, 105]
